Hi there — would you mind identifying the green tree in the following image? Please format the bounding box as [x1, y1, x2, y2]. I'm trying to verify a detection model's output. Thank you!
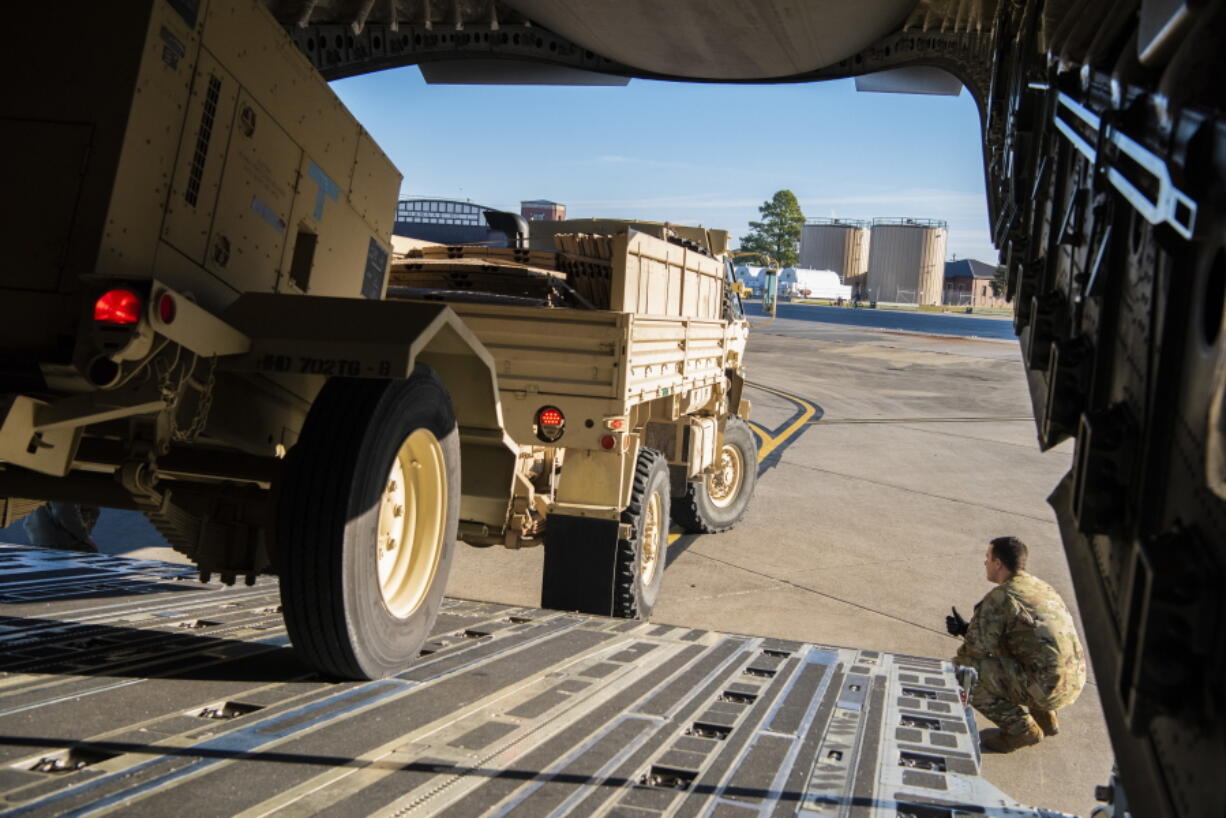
[991, 264, 1008, 298]
[738, 190, 806, 267]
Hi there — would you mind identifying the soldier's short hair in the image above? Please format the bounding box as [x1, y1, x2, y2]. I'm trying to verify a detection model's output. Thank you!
[990, 536, 1028, 574]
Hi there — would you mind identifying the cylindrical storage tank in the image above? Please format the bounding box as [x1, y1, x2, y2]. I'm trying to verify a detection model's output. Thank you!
[800, 219, 870, 284]
[865, 218, 948, 305]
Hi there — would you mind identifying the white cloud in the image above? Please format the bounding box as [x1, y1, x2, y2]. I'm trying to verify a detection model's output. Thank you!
[566, 193, 760, 210]
[799, 188, 986, 216]
[567, 187, 986, 219]
[591, 154, 709, 172]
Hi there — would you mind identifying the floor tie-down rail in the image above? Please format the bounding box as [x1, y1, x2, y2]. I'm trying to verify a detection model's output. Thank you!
[0, 545, 1064, 817]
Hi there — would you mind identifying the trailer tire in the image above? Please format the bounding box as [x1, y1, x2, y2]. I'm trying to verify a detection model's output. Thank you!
[277, 366, 459, 680]
[671, 416, 757, 534]
[614, 448, 670, 618]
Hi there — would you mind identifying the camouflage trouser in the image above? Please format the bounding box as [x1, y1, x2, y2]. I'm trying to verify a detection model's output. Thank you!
[964, 656, 1071, 735]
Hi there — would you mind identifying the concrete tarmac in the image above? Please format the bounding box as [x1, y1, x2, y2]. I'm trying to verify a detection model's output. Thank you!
[0, 318, 1112, 814]
[445, 324, 1112, 815]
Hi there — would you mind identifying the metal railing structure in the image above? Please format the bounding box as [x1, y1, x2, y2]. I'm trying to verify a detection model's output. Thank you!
[804, 217, 870, 227]
[869, 217, 948, 229]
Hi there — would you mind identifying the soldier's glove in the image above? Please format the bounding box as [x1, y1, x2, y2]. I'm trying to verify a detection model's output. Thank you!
[945, 606, 969, 637]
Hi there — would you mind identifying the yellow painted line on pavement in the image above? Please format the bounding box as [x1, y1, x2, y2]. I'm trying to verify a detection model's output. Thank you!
[748, 316, 776, 329]
[746, 382, 817, 461]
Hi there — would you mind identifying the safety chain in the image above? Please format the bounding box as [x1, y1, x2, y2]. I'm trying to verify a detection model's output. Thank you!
[175, 355, 218, 443]
[155, 349, 218, 443]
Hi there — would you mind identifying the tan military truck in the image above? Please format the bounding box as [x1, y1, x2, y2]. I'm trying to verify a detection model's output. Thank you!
[0, 0, 756, 679]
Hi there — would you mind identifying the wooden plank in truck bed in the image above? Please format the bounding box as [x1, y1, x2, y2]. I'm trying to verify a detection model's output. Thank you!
[615, 231, 724, 321]
[0, 545, 1059, 817]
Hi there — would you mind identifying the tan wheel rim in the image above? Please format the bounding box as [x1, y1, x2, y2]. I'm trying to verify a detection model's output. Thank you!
[640, 490, 662, 586]
[375, 428, 447, 619]
[706, 441, 744, 509]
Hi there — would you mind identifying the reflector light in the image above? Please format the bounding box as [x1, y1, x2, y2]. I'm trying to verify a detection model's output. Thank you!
[158, 292, 176, 324]
[600, 435, 616, 450]
[93, 289, 142, 325]
[535, 406, 565, 443]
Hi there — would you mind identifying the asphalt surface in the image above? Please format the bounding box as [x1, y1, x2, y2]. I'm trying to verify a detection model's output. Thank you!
[743, 301, 1018, 341]
[445, 322, 1111, 815]
[0, 318, 1111, 815]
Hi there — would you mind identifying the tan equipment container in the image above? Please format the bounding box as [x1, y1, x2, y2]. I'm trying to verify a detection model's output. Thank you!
[0, 0, 756, 680]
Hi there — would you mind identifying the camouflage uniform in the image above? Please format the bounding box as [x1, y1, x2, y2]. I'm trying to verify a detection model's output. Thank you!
[953, 571, 1086, 735]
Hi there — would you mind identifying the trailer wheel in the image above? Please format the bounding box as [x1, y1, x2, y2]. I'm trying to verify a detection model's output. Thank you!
[277, 366, 459, 680]
[614, 448, 670, 618]
[671, 416, 757, 534]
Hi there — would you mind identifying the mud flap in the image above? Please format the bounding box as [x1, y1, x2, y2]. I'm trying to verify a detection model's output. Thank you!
[540, 514, 619, 615]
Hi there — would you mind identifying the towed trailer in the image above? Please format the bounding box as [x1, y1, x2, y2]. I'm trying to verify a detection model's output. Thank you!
[0, 544, 1066, 818]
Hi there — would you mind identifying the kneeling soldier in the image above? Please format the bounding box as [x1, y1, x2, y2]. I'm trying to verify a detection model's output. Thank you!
[946, 536, 1087, 752]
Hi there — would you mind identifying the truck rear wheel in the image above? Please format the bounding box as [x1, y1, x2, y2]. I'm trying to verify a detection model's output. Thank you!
[671, 416, 757, 533]
[277, 366, 459, 680]
[615, 448, 670, 618]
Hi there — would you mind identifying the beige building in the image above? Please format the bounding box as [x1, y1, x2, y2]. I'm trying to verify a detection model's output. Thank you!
[865, 218, 947, 305]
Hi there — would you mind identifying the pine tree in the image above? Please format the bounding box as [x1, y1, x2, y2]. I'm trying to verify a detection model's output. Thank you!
[738, 190, 806, 267]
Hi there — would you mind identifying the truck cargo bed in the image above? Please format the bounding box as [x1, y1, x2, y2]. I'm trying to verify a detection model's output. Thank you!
[0, 545, 1056, 817]
[445, 302, 730, 405]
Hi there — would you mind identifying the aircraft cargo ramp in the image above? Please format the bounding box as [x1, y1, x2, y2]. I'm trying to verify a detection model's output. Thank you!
[0, 545, 1061, 818]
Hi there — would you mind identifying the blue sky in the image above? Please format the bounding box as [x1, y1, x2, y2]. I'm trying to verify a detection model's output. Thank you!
[331, 68, 996, 263]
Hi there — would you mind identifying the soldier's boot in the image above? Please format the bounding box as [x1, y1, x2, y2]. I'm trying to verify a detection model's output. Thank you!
[981, 718, 1043, 753]
[1030, 708, 1059, 736]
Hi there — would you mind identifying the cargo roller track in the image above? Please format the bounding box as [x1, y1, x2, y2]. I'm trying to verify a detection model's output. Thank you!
[0, 545, 1060, 817]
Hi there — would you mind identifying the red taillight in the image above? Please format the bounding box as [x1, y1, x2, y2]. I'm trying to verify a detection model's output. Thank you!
[94, 289, 142, 325]
[157, 292, 176, 324]
[600, 435, 616, 450]
[535, 406, 565, 443]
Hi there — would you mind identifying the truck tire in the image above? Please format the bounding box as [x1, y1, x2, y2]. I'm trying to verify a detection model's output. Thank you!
[671, 416, 757, 534]
[615, 448, 670, 618]
[277, 365, 459, 680]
